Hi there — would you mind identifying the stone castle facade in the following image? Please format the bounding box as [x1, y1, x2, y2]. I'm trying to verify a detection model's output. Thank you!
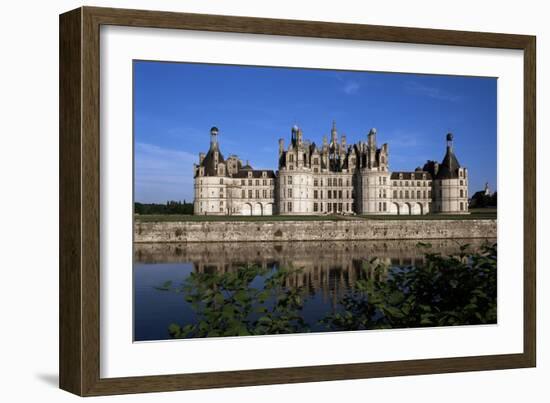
[193, 123, 469, 216]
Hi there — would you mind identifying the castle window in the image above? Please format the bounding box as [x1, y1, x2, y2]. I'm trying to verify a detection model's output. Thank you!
[339, 190, 343, 199]
[256, 190, 260, 198]
[460, 189, 464, 197]
[288, 176, 293, 185]
[460, 180, 464, 186]
[383, 202, 387, 211]
[241, 180, 245, 186]
[378, 202, 382, 211]
[287, 202, 293, 212]
[248, 190, 252, 198]
[339, 178, 343, 187]
[255, 179, 259, 186]
[338, 203, 342, 212]
[459, 171, 463, 178]
[346, 190, 350, 199]
[460, 202, 464, 210]
[423, 190, 427, 198]
[428, 181, 432, 186]
[314, 168, 318, 173]
[262, 171, 267, 177]
[400, 181, 403, 186]
[248, 172, 252, 178]
[393, 190, 398, 198]
[383, 177, 387, 185]
[383, 190, 387, 198]
[417, 190, 422, 198]
[248, 179, 252, 185]
[263, 189, 267, 198]
[399, 190, 403, 199]
[314, 179, 318, 187]
[405, 190, 409, 198]
[410, 191, 414, 199]
[428, 190, 432, 198]
[241, 190, 245, 198]
[289, 154, 294, 162]
[220, 178, 223, 184]
[417, 181, 421, 186]
[405, 181, 409, 186]
[313, 158, 319, 165]
[289, 165, 294, 170]
[314, 190, 318, 199]
[288, 189, 293, 198]
[328, 203, 332, 212]
[328, 178, 332, 186]
[314, 203, 318, 212]
[263, 179, 267, 186]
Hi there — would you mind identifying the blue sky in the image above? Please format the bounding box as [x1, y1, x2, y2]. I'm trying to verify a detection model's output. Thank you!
[134, 61, 497, 203]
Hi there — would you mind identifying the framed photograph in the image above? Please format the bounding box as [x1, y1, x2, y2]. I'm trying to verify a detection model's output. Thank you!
[59, 6, 536, 396]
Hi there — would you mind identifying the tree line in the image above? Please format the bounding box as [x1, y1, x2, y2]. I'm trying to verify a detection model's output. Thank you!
[134, 200, 193, 215]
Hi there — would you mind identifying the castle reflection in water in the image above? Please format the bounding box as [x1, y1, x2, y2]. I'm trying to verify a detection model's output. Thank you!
[135, 238, 495, 305]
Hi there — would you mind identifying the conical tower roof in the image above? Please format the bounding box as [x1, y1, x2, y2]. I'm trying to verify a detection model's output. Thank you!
[436, 146, 460, 179]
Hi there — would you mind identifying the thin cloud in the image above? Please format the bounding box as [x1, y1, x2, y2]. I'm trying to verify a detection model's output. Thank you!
[134, 142, 196, 203]
[334, 73, 361, 95]
[406, 81, 462, 102]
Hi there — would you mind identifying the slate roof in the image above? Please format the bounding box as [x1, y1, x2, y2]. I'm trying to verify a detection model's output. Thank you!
[200, 144, 225, 176]
[436, 147, 461, 179]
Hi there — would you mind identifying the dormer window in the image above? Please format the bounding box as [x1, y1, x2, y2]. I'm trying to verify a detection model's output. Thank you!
[248, 171, 252, 178]
[262, 171, 267, 178]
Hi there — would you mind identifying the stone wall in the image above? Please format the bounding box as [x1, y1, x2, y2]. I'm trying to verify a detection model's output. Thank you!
[134, 219, 497, 243]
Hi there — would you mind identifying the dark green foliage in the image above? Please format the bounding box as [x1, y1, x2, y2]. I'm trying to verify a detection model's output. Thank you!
[159, 244, 497, 338]
[135, 200, 193, 215]
[163, 265, 309, 338]
[322, 243, 497, 331]
[469, 191, 497, 209]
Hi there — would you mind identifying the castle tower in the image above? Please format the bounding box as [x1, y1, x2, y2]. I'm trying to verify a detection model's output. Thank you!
[432, 132, 469, 214]
[193, 126, 229, 216]
[356, 127, 390, 215]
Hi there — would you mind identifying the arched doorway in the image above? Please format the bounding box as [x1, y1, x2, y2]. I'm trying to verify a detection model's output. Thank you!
[403, 202, 412, 215]
[253, 202, 263, 216]
[411, 202, 422, 215]
[241, 203, 253, 216]
[391, 202, 400, 215]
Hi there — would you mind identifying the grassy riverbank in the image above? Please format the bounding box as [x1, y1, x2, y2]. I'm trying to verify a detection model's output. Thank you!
[135, 208, 496, 222]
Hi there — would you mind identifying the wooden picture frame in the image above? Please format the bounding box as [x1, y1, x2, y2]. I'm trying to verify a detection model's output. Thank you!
[59, 6, 536, 396]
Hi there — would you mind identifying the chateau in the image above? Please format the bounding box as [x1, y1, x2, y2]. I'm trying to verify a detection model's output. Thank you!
[193, 123, 469, 216]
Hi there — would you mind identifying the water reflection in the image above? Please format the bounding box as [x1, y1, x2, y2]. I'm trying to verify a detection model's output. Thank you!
[134, 238, 495, 341]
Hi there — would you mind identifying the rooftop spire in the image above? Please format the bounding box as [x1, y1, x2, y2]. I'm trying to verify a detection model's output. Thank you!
[446, 132, 454, 150]
[210, 126, 219, 148]
[331, 120, 338, 143]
